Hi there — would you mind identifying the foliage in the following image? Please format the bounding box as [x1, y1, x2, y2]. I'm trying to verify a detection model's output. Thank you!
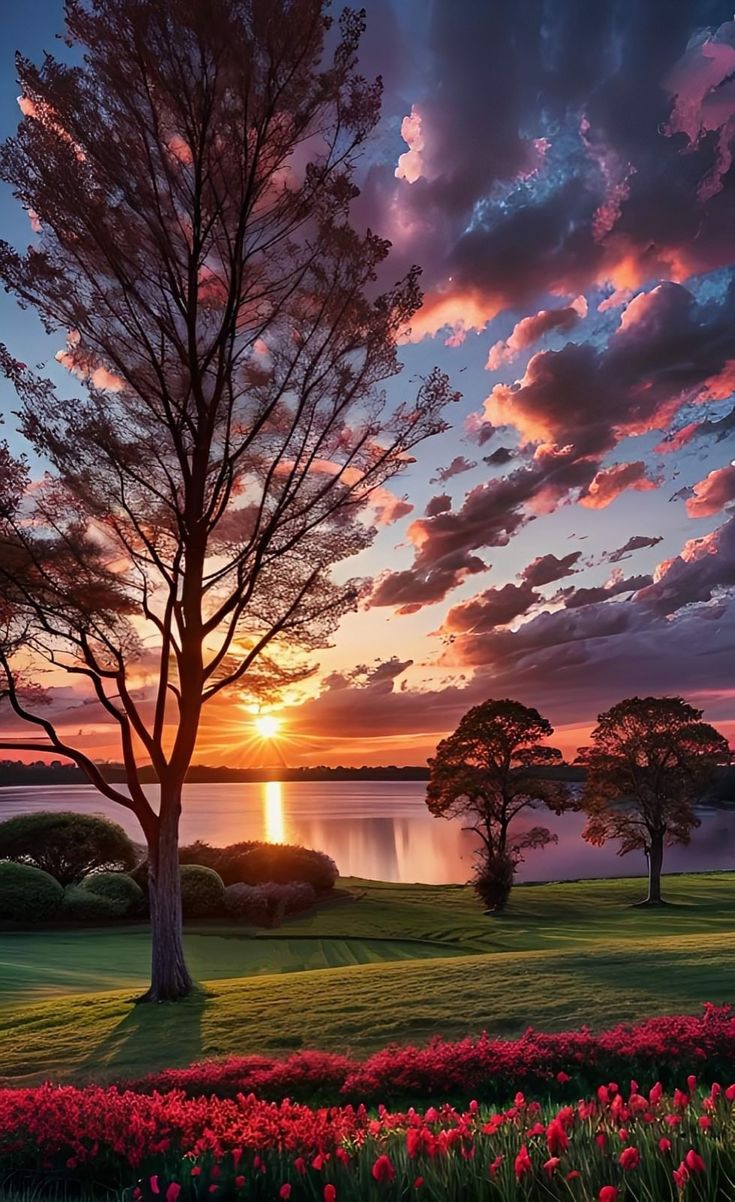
[0, 811, 136, 886]
[224, 881, 316, 927]
[0, 0, 454, 1000]
[132, 1005, 735, 1104]
[179, 865, 225, 918]
[473, 853, 516, 912]
[61, 885, 127, 922]
[0, 861, 63, 922]
[230, 844, 338, 891]
[81, 872, 144, 916]
[428, 699, 571, 907]
[3, 1058, 735, 1199]
[579, 697, 731, 902]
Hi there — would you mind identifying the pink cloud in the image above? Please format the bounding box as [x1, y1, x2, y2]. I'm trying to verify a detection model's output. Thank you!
[55, 334, 124, 393]
[395, 106, 425, 184]
[686, 464, 735, 518]
[485, 296, 587, 370]
[579, 461, 659, 509]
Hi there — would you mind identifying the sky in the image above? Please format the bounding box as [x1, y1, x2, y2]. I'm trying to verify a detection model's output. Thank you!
[2, 0, 735, 766]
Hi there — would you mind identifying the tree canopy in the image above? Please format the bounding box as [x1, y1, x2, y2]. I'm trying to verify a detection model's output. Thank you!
[579, 696, 731, 904]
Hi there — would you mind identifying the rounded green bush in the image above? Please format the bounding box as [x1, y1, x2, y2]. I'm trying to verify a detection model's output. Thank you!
[180, 864, 225, 917]
[0, 810, 136, 885]
[81, 871, 144, 915]
[231, 844, 338, 891]
[0, 861, 63, 923]
[61, 885, 125, 922]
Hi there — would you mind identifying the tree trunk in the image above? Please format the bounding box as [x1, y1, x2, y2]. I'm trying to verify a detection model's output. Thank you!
[140, 792, 192, 1002]
[642, 832, 665, 906]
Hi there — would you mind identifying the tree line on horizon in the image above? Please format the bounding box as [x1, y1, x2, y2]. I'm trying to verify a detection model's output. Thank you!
[427, 695, 732, 912]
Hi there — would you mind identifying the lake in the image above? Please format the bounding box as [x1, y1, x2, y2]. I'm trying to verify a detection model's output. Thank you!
[0, 781, 734, 884]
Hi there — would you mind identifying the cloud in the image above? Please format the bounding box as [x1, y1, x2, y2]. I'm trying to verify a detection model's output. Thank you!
[605, 534, 664, 562]
[636, 517, 735, 614]
[686, 464, 735, 518]
[441, 581, 539, 634]
[425, 493, 452, 517]
[430, 455, 477, 483]
[520, 551, 582, 588]
[395, 105, 425, 184]
[579, 460, 659, 509]
[485, 297, 588, 371]
[561, 571, 653, 609]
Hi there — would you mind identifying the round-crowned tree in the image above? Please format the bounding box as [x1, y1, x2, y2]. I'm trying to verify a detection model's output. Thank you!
[0, 811, 137, 886]
[427, 698, 571, 911]
[0, 861, 64, 922]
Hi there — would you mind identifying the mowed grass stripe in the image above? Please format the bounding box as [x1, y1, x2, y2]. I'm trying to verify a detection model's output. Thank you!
[2, 930, 734, 1085]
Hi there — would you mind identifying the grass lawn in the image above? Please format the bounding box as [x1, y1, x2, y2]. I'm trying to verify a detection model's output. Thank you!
[1, 872, 734, 1084]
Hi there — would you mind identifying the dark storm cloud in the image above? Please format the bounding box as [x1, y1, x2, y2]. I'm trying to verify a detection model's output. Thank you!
[560, 572, 653, 609]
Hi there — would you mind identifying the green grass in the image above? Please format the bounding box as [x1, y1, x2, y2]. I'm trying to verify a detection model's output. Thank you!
[1, 873, 734, 1085]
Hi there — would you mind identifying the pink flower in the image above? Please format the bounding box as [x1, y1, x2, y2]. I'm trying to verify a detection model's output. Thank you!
[684, 1149, 706, 1174]
[469, 1099, 478, 1113]
[294, 1159, 306, 1175]
[279, 1187, 292, 1200]
[619, 1146, 640, 1171]
[566, 1170, 581, 1181]
[324, 1188, 336, 1202]
[599, 1189, 618, 1202]
[371, 1156, 395, 1184]
[543, 1157, 561, 1177]
[165, 1186, 181, 1202]
[725, 1084, 735, 1102]
[514, 1145, 532, 1180]
[150, 1178, 160, 1196]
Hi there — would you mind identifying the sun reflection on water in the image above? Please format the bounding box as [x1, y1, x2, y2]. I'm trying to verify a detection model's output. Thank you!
[263, 779, 285, 843]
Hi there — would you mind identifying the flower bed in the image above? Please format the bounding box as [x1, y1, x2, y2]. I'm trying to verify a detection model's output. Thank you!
[1, 1077, 735, 1200]
[131, 1005, 735, 1104]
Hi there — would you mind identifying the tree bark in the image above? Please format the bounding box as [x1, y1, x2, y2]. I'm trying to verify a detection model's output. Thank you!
[140, 792, 192, 1002]
[643, 832, 665, 906]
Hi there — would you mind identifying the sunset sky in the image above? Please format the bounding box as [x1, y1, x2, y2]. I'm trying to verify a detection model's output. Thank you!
[2, 0, 735, 766]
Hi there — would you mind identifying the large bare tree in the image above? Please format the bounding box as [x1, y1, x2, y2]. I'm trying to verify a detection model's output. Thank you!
[0, 0, 454, 999]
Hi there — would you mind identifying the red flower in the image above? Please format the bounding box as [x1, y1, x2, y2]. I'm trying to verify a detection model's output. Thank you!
[165, 1186, 181, 1202]
[294, 1159, 306, 1175]
[191, 1168, 202, 1178]
[371, 1155, 395, 1184]
[543, 1157, 560, 1177]
[673, 1163, 689, 1191]
[489, 1155, 503, 1179]
[599, 1189, 618, 1202]
[659, 1138, 672, 1153]
[546, 1119, 569, 1155]
[687, 1075, 697, 1094]
[413, 1178, 424, 1189]
[324, 1188, 336, 1202]
[595, 1132, 607, 1149]
[698, 1115, 712, 1130]
[619, 1146, 640, 1171]
[556, 1071, 571, 1083]
[279, 1187, 292, 1200]
[150, 1178, 160, 1196]
[684, 1149, 706, 1173]
[566, 1170, 581, 1181]
[235, 1179, 245, 1190]
[514, 1145, 532, 1180]
[725, 1084, 735, 1102]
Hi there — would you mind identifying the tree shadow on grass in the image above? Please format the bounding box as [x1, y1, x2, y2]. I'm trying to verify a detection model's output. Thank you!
[75, 986, 209, 1084]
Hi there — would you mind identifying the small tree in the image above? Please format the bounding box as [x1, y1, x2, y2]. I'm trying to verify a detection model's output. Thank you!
[0, 810, 136, 885]
[579, 696, 731, 906]
[0, 0, 454, 999]
[426, 698, 570, 910]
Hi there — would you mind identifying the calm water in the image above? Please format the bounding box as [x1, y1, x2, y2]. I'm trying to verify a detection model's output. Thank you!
[0, 781, 734, 884]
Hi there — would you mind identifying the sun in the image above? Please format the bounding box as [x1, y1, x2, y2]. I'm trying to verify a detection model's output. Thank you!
[254, 713, 282, 740]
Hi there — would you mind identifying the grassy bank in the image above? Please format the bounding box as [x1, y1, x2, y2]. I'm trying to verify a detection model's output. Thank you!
[1, 873, 734, 1083]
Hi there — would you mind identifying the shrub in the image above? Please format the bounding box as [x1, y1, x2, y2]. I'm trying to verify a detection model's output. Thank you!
[0, 811, 136, 886]
[224, 880, 317, 927]
[180, 864, 225, 917]
[473, 852, 516, 912]
[178, 841, 225, 870]
[230, 843, 338, 890]
[223, 883, 268, 925]
[61, 885, 125, 922]
[0, 861, 63, 922]
[81, 871, 144, 915]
